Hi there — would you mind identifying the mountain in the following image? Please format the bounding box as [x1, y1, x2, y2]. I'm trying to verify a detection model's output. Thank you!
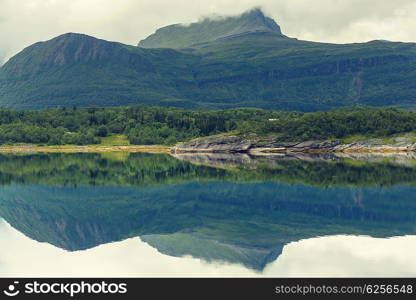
[138, 8, 288, 48]
[1, 8, 416, 110]
[0, 33, 198, 109]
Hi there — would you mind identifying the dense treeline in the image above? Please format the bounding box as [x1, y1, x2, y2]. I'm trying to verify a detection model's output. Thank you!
[0, 105, 415, 145]
[245, 107, 416, 141]
[0, 106, 286, 145]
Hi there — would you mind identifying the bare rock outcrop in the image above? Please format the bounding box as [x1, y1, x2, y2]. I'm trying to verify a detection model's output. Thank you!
[174, 135, 416, 154]
[173, 135, 258, 153]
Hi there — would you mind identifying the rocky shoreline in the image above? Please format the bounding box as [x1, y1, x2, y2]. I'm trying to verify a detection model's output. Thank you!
[1, 136, 416, 155]
[173, 135, 416, 154]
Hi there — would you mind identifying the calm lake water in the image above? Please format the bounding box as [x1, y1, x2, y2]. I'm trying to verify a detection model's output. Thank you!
[0, 152, 415, 277]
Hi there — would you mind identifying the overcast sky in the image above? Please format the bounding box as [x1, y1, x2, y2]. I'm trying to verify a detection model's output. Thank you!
[1, 219, 415, 277]
[1, 0, 416, 65]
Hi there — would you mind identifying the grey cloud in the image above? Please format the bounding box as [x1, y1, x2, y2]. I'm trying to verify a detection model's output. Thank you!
[263, 0, 416, 43]
[0, 51, 7, 65]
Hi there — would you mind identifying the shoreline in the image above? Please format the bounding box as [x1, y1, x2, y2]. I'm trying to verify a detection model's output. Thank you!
[2, 137, 416, 154]
[172, 136, 416, 154]
[247, 148, 416, 154]
[0, 145, 171, 153]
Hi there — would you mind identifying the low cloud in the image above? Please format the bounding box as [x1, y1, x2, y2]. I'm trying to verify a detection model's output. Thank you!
[0, 0, 415, 65]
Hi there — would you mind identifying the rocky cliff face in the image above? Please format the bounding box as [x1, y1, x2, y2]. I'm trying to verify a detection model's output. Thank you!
[332, 140, 416, 152]
[173, 135, 259, 153]
[174, 137, 344, 153]
[174, 136, 416, 154]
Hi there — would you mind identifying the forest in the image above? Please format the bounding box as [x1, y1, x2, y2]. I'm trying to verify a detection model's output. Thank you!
[0, 105, 415, 145]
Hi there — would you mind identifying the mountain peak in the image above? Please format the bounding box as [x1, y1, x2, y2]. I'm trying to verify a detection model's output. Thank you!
[2, 33, 125, 78]
[238, 7, 282, 33]
[138, 8, 286, 49]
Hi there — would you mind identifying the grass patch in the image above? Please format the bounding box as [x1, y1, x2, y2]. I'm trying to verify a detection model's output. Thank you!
[342, 134, 373, 144]
[99, 135, 130, 146]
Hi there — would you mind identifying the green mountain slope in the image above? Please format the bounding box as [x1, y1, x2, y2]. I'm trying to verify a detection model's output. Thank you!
[1, 8, 416, 110]
[0, 33, 200, 109]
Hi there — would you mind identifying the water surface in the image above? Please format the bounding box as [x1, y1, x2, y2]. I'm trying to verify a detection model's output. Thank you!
[0, 152, 415, 277]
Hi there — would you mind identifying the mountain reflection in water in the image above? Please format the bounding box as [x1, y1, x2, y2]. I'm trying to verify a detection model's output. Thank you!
[0, 152, 415, 276]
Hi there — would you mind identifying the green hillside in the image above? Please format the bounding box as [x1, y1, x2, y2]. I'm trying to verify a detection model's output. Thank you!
[0, 8, 415, 110]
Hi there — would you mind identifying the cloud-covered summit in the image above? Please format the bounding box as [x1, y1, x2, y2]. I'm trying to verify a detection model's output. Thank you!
[138, 8, 286, 49]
